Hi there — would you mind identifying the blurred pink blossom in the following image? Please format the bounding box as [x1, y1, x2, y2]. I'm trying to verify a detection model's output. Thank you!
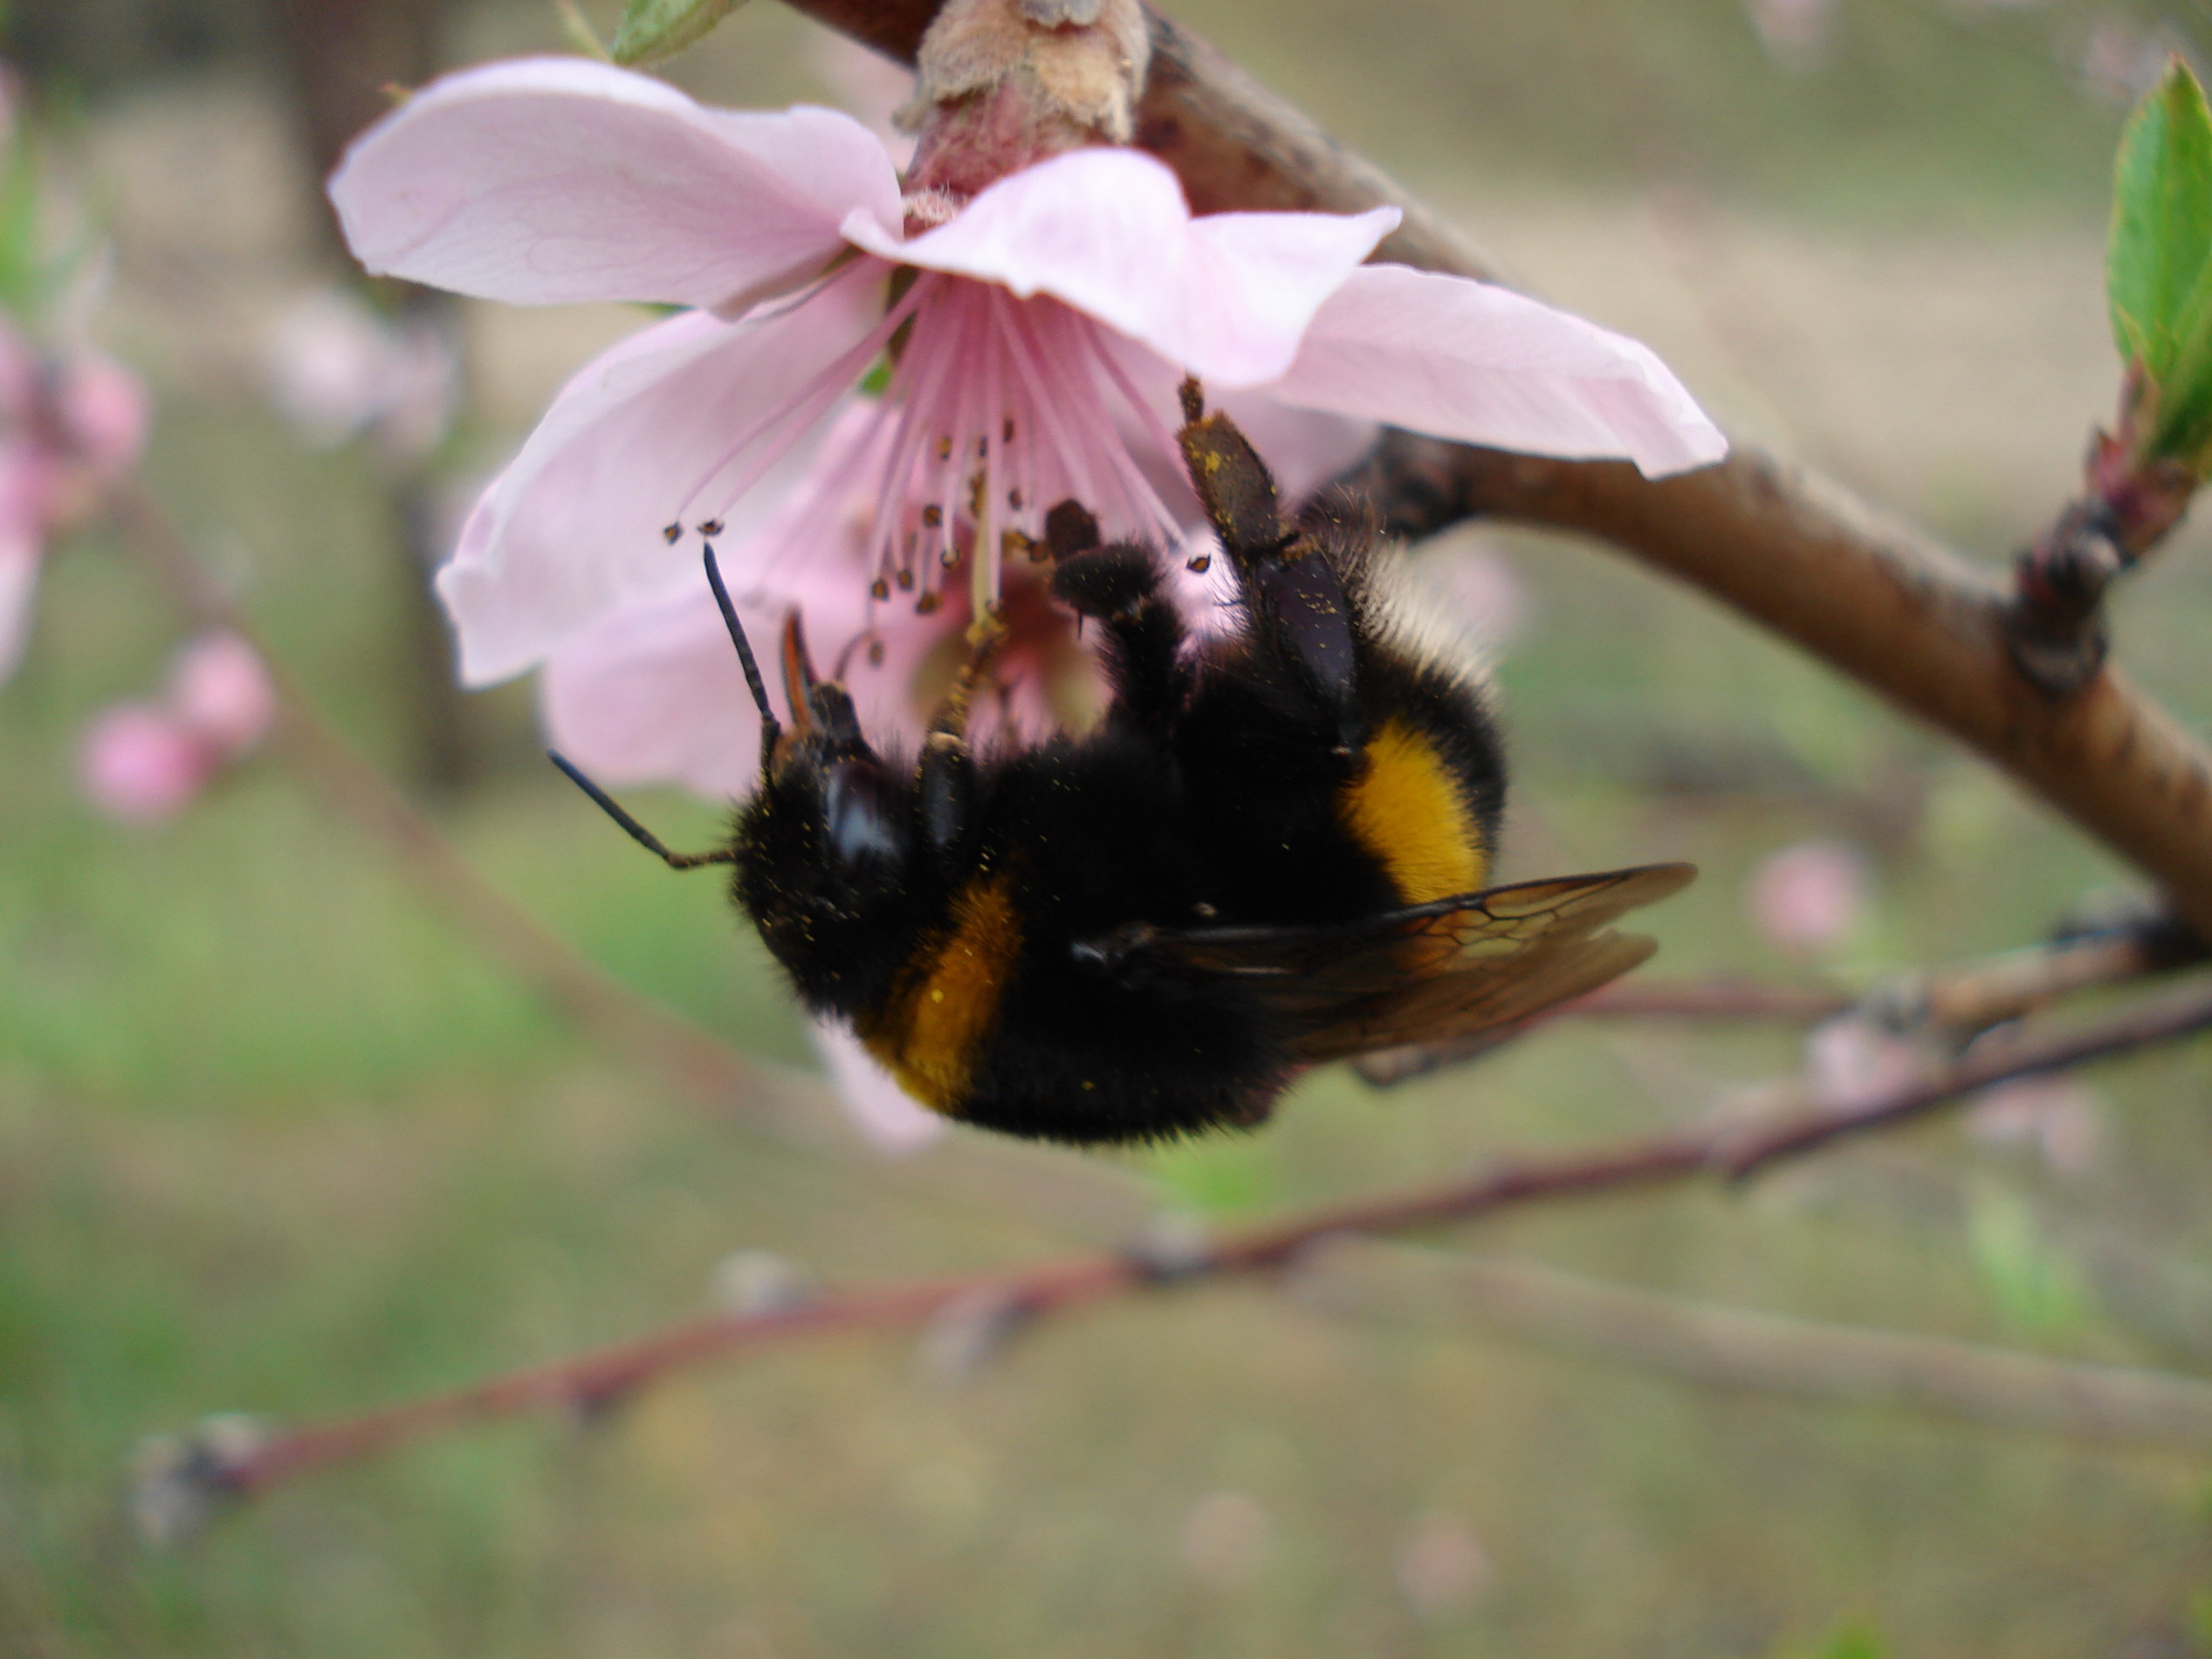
[1967, 1075, 2106, 1178]
[1178, 1491, 1272, 1587]
[1744, 0, 1836, 65]
[79, 703, 210, 824]
[1747, 840, 1868, 954]
[328, 58, 1725, 695]
[169, 630, 276, 755]
[1396, 1511, 1494, 1619]
[0, 328, 149, 682]
[2079, 19, 2181, 104]
[77, 631, 272, 825]
[1805, 1015, 1927, 1112]
[261, 284, 457, 457]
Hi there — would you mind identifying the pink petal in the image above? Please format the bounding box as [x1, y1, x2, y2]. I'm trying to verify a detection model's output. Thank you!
[809, 31, 917, 168]
[59, 351, 149, 478]
[79, 703, 216, 824]
[840, 147, 1398, 387]
[439, 274, 883, 684]
[540, 578, 779, 799]
[1747, 839, 1867, 953]
[168, 631, 276, 757]
[1088, 326, 1377, 518]
[541, 397, 1075, 798]
[808, 1018, 946, 1153]
[1805, 1016, 1926, 1113]
[0, 528, 38, 683]
[1264, 264, 1728, 479]
[330, 58, 900, 309]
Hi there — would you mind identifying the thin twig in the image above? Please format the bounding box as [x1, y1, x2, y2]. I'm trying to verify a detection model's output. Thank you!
[1361, 911, 2199, 1087]
[1716, 976, 2212, 1176]
[1298, 1240, 2212, 1451]
[152, 970, 2212, 1512]
[780, 0, 2212, 941]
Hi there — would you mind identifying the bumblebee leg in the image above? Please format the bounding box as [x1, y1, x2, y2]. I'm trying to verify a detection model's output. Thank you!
[927, 607, 1010, 741]
[916, 730, 978, 861]
[1049, 533, 1189, 737]
[1177, 385, 1362, 739]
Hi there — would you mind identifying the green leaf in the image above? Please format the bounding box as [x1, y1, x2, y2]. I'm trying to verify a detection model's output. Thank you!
[609, 0, 745, 65]
[1966, 1181, 2088, 1340]
[2108, 57, 2212, 376]
[1815, 1624, 1886, 1659]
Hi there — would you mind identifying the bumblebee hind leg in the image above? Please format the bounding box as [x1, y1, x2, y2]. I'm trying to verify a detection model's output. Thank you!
[1178, 381, 1362, 744]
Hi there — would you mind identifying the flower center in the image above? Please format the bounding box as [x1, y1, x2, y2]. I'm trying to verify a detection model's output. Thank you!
[670, 267, 1186, 640]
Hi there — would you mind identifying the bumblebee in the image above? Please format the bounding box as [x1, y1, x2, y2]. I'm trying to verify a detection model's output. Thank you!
[556, 386, 1692, 1145]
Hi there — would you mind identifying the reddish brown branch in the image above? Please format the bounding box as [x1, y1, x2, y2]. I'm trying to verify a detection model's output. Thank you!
[148, 969, 2212, 1517]
[780, 0, 2212, 940]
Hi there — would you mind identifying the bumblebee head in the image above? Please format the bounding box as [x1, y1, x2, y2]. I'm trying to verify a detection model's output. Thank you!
[549, 552, 932, 1018]
[730, 613, 924, 1015]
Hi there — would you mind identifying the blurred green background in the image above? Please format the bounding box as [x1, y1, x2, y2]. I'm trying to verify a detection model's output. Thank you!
[8, 0, 2212, 1654]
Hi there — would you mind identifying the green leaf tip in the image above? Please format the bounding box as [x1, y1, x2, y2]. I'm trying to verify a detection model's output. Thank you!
[610, 0, 746, 65]
[2108, 56, 2212, 467]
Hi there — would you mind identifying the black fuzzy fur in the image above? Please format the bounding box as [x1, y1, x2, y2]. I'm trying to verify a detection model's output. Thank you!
[730, 452, 1505, 1145]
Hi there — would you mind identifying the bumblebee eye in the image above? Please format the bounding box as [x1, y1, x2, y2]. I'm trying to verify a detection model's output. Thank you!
[821, 759, 905, 871]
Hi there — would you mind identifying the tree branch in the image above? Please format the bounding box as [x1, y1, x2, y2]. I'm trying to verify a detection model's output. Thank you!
[1299, 1240, 2212, 1451]
[779, 0, 2212, 939]
[139, 968, 2212, 1526]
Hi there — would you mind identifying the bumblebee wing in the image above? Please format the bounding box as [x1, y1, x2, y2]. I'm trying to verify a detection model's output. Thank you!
[1287, 927, 1659, 1063]
[1087, 863, 1693, 1062]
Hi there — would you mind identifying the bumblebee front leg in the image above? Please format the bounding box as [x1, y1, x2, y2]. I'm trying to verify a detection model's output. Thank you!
[914, 614, 1006, 865]
[926, 607, 1010, 742]
[1044, 499, 1190, 737]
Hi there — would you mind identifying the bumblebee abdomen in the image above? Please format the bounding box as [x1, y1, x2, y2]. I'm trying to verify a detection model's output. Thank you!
[1336, 714, 1489, 904]
[856, 872, 1023, 1114]
[961, 952, 1287, 1144]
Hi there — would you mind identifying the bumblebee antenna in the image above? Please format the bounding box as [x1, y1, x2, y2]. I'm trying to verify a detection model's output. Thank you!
[702, 544, 781, 758]
[548, 751, 736, 870]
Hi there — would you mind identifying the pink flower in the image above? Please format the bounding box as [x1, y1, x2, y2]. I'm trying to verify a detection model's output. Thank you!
[328, 58, 1727, 700]
[1396, 1512, 1494, 1619]
[1747, 839, 1868, 954]
[1967, 1076, 2105, 1179]
[76, 631, 273, 825]
[1178, 1491, 1272, 1587]
[809, 1017, 946, 1153]
[1743, 0, 1835, 65]
[0, 326, 149, 682]
[261, 284, 457, 457]
[79, 703, 210, 824]
[169, 630, 277, 755]
[1804, 1015, 1926, 1112]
